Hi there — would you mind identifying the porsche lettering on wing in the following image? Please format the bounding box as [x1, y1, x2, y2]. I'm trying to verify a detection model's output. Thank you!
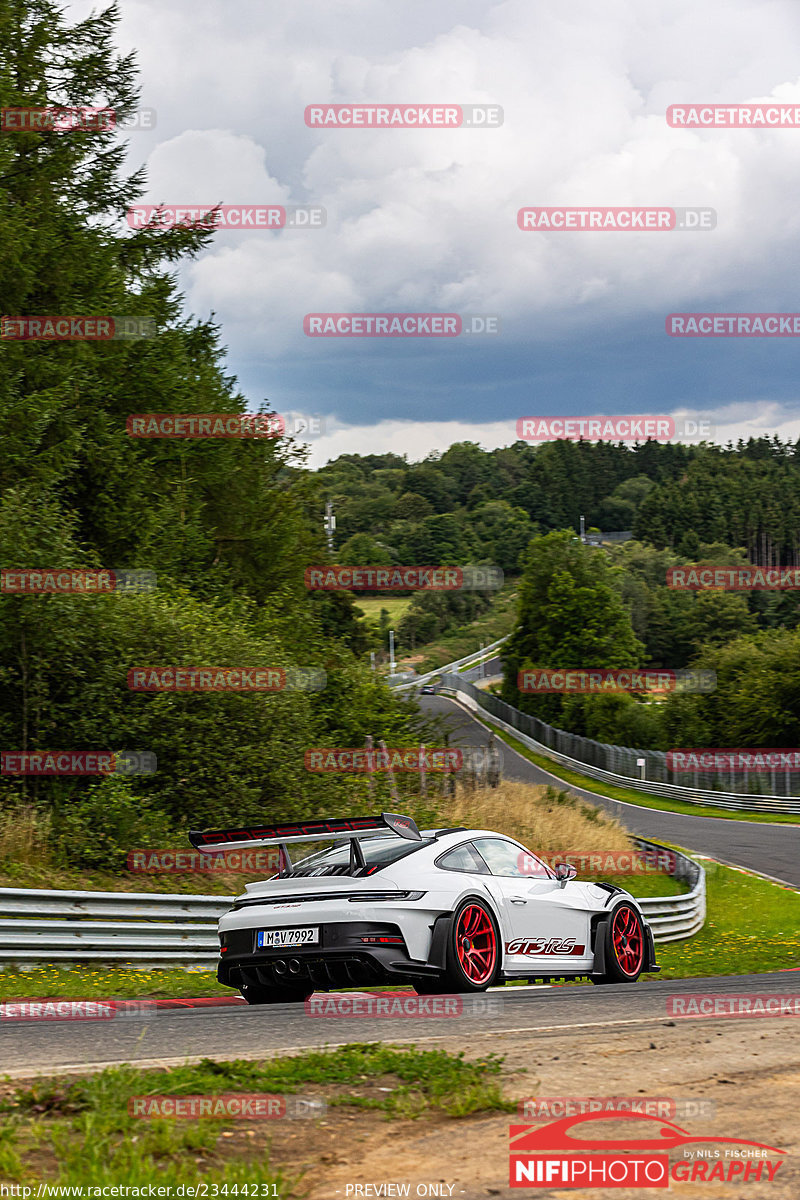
[506, 937, 585, 956]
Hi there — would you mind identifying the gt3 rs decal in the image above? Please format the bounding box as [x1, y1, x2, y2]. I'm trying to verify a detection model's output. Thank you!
[506, 937, 585, 956]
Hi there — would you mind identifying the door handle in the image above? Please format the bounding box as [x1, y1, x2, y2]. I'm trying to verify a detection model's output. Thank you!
[510, 896, 528, 904]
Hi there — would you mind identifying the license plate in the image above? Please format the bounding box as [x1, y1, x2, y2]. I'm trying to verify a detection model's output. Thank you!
[257, 927, 319, 949]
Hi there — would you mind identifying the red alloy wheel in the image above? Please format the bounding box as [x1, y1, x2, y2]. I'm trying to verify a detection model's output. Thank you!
[611, 905, 644, 976]
[454, 903, 497, 984]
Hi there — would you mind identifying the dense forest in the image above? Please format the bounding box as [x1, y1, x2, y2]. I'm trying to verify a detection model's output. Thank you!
[319, 436, 800, 567]
[0, 1, 426, 862]
[322, 444, 800, 752]
[4, 2, 800, 861]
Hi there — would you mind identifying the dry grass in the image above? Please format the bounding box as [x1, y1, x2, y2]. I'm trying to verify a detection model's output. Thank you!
[431, 779, 634, 855]
[0, 780, 636, 893]
[0, 802, 54, 871]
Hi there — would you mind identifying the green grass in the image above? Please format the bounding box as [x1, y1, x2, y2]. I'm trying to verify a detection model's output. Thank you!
[599, 871, 685, 898]
[410, 583, 519, 673]
[655, 857, 800, 978]
[490, 725, 800, 825]
[0, 966, 225, 1002]
[0, 1046, 513, 1185]
[353, 595, 414, 624]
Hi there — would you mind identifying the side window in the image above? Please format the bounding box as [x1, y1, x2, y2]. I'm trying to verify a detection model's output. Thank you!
[472, 837, 552, 878]
[437, 842, 490, 874]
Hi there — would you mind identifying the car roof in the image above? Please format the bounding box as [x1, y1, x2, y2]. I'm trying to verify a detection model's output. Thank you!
[424, 828, 524, 847]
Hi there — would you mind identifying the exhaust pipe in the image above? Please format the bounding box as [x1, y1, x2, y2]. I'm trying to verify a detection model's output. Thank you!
[288, 958, 302, 974]
[273, 959, 287, 975]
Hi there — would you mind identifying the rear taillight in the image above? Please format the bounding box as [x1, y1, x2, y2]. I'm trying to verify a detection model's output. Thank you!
[360, 935, 404, 945]
[347, 890, 425, 902]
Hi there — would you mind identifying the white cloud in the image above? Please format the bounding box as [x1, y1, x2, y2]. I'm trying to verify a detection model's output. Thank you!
[296, 397, 800, 466]
[63, 0, 800, 438]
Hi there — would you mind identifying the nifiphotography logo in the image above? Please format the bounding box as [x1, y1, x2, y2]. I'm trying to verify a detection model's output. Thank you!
[509, 1111, 784, 1187]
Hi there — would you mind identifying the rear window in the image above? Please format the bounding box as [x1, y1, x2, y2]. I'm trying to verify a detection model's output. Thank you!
[284, 835, 433, 877]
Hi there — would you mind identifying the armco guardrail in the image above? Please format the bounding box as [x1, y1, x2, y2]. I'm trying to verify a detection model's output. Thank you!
[441, 672, 800, 813]
[0, 887, 229, 968]
[0, 843, 704, 966]
[633, 839, 706, 942]
[393, 636, 508, 692]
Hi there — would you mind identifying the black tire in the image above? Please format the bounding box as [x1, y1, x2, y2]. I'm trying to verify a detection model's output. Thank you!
[240, 980, 313, 1005]
[594, 903, 646, 984]
[437, 897, 501, 993]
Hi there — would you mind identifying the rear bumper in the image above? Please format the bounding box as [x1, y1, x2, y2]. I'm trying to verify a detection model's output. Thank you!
[217, 920, 441, 990]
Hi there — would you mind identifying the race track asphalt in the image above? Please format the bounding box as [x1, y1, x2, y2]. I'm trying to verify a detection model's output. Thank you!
[2, 971, 798, 1076]
[420, 694, 800, 888]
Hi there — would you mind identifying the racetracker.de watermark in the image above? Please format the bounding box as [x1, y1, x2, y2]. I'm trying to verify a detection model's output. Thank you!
[1, 316, 156, 340]
[667, 749, 800, 773]
[518, 1097, 716, 1120]
[667, 993, 800, 1018]
[128, 413, 284, 438]
[305, 992, 503, 1017]
[304, 103, 503, 128]
[668, 313, 800, 336]
[667, 103, 800, 127]
[0, 569, 155, 594]
[127, 205, 325, 229]
[304, 565, 503, 591]
[129, 1094, 325, 1119]
[127, 412, 327, 439]
[127, 848, 282, 873]
[0, 999, 156, 1021]
[518, 207, 715, 231]
[303, 313, 499, 336]
[1, 106, 112, 131]
[305, 747, 463, 772]
[127, 666, 326, 692]
[1, 751, 156, 775]
[518, 668, 716, 694]
[667, 564, 800, 590]
[0, 106, 156, 131]
[527, 849, 677, 875]
[516, 415, 713, 442]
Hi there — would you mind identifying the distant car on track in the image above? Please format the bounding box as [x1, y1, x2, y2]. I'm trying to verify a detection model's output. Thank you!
[419, 684, 437, 694]
[189, 813, 659, 1005]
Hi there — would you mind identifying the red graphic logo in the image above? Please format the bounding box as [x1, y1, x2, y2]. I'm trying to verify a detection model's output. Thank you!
[509, 1112, 784, 1187]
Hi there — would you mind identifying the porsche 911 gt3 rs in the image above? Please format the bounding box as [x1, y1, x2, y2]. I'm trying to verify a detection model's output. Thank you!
[188, 813, 660, 1004]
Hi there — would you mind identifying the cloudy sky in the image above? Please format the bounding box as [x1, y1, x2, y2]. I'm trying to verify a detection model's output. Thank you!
[73, 0, 800, 464]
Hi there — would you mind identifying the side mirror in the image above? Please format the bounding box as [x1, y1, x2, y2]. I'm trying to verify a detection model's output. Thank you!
[554, 862, 577, 888]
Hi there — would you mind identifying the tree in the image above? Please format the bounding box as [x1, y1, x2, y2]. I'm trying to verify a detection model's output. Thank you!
[337, 533, 393, 566]
[0, 0, 318, 600]
[394, 492, 433, 521]
[469, 501, 537, 572]
[502, 531, 644, 721]
[0, 1, 428, 830]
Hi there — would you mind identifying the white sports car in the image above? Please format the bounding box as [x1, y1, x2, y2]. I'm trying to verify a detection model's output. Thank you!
[188, 813, 660, 1004]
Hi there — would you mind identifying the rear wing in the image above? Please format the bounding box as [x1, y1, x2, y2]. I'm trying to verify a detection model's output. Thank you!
[188, 812, 422, 855]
